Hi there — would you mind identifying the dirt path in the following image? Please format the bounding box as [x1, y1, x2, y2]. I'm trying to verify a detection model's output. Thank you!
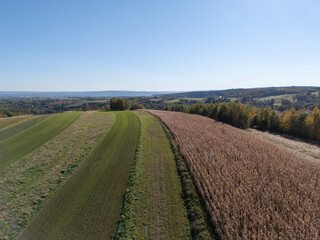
[247, 129, 320, 162]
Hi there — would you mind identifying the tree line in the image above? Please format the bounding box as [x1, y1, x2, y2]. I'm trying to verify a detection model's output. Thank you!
[164, 102, 320, 141]
[109, 98, 143, 111]
[0, 97, 144, 118]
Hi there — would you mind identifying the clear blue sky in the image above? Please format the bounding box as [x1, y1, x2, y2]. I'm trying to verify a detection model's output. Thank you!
[1, 0, 320, 91]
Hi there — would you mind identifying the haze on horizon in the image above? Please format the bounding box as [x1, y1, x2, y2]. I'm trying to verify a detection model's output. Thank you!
[1, 0, 320, 92]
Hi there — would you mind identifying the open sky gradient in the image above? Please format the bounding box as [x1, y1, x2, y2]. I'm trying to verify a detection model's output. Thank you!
[1, 0, 320, 91]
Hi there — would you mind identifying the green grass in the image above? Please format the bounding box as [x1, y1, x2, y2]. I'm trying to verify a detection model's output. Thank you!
[0, 112, 80, 171]
[19, 111, 141, 240]
[0, 111, 115, 239]
[258, 94, 296, 106]
[114, 111, 191, 240]
[165, 98, 205, 104]
[0, 115, 33, 130]
[229, 97, 240, 102]
[153, 112, 217, 240]
[0, 115, 49, 142]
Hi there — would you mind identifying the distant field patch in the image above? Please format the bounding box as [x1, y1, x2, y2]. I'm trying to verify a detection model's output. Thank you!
[0, 115, 33, 130]
[114, 111, 191, 239]
[312, 91, 319, 97]
[20, 111, 141, 240]
[257, 94, 296, 105]
[165, 98, 205, 104]
[0, 115, 48, 142]
[0, 112, 80, 171]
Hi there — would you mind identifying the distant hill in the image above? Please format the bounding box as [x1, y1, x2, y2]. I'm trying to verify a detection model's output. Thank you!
[0, 91, 176, 98]
[161, 86, 320, 99]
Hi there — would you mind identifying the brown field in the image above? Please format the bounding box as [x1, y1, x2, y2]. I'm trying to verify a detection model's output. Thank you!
[247, 129, 320, 161]
[151, 110, 320, 240]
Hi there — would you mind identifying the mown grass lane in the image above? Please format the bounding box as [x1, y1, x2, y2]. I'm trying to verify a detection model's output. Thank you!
[114, 111, 192, 239]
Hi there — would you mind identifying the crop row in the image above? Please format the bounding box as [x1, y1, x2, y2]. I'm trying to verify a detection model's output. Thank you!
[152, 110, 320, 239]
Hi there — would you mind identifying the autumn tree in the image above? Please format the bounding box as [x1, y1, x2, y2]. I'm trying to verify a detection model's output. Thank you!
[305, 106, 320, 140]
[269, 110, 280, 132]
[281, 107, 296, 134]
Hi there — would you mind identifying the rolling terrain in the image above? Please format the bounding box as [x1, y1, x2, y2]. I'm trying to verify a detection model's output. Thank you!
[0, 90, 173, 98]
[1, 108, 319, 240]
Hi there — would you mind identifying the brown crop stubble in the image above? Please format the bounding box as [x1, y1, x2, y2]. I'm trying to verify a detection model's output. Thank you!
[150, 110, 320, 240]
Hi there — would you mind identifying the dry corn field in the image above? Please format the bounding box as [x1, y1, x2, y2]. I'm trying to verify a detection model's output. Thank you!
[150, 110, 320, 240]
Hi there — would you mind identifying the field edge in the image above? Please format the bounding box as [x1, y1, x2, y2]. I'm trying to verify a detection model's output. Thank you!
[113, 110, 192, 239]
[148, 111, 218, 240]
[111, 112, 143, 239]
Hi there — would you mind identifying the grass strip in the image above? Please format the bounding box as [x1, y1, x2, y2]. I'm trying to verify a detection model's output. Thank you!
[0, 112, 80, 171]
[0, 115, 33, 130]
[150, 111, 218, 240]
[19, 111, 141, 240]
[113, 111, 191, 239]
[0, 115, 48, 142]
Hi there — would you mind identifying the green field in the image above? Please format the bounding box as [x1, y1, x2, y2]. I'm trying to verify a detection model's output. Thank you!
[0, 115, 48, 142]
[0, 111, 115, 239]
[0, 115, 33, 130]
[19, 111, 141, 240]
[0, 110, 213, 239]
[0, 112, 80, 171]
[114, 111, 191, 239]
[165, 97, 205, 104]
[257, 94, 296, 105]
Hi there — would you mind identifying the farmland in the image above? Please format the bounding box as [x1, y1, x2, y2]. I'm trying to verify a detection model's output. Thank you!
[152, 110, 320, 239]
[1, 110, 203, 240]
[247, 129, 320, 161]
[114, 111, 191, 239]
[1, 107, 319, 240]
[0, 111, 115, 239]
[19, 111, 141, 240]
[257, 94, 296, 106]
[0, 112, 80, 171]
[0, 115, 49, 142]
[3, 0, 320, 238]
[164, 98, 205, 104]
[0, 115, 33, 130]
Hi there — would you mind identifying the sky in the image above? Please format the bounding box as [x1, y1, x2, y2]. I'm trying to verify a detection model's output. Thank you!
[1, 0, 320, 91]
